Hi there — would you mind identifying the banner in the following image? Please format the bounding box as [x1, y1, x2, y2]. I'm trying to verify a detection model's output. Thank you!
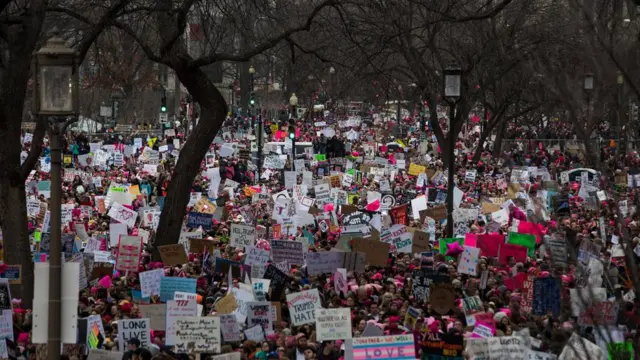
[351, 334, 416, 360]
[533, 278, 561, 317]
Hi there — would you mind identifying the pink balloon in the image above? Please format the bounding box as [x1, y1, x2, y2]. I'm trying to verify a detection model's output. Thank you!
[98, 276, 112, 289]
[324, 203, 335, 212]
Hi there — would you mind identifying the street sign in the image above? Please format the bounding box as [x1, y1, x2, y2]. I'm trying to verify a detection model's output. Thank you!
[159, 112, 169, 123]
[100, 105, 112, 117]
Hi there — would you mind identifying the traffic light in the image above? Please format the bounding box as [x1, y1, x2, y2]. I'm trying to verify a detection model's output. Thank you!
[250, 92, 256, 106]
[160, 96, 167, 112]
[288, 125, 296, 139]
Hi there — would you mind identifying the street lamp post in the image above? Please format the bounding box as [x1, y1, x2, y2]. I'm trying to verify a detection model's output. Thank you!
[227, 83, 234, 116]
[32, 34, 79, 360]
[289, 94, 298, 171]
[616, 71, 624, 161]
[584, 73, 595, 166]
[443, 66, 462, 238]
[249, 65, 256, 129]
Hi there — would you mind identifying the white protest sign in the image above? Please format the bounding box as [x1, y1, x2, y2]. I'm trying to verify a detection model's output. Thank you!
[118, 318, 151, 350]
[244, 246, 270, 266]
[230, 224, 256, 248]
[139, 269, 164, 298]
[166, 299, 198, 346]
[87, 349, 124, 360]
[315, 308, 352, 341]
[487, 336, 526, 360]
[286, 289, 322, 326]
[172, 316, 221, 353]
[108, 202, 138, 228]
[220, 314, 243, 342]
[247, 301, 274, 331]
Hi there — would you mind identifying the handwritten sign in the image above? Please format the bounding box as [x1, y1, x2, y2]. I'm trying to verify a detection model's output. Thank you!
[115, 236, 142, 272]
[286, 289, 322, 326]
[315, 308, 352, 341]
[247, 301, 273, 331]
[108, 202, 138, 228]
[220, 314, 243, 343]
[166, 299, 198, 345]
[186, 212, 213, 230]
[158, 244, 189, 265]
[230, 224, 256, 248]
[578, 301, 619, 326]
[173, 316, 221, 354]
[139, 269, 163, 298]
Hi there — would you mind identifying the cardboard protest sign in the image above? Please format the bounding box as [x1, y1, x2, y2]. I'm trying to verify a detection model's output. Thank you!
[158, 244, 189, 265]
[138, 304, 166, 330]
[351, 238, 390, 267]
[430, 284, 456, 315]
[215, 293, 238, 314]
[286, 289, 322, 326]
[118, 318, 151, 350]
[188, 238, 217, 254]
[315, 308, 352, 341]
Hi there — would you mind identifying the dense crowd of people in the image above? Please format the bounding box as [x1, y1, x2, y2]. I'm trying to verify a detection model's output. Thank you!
[5, 110, 640, 360]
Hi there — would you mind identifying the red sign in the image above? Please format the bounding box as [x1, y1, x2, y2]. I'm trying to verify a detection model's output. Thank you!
[498, 243, 527, 264]
[578, 301, 619, 326]
[476, 234, 503, 257]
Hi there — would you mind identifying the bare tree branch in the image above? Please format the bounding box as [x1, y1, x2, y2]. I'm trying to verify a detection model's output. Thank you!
[188, 0, 338, 68]
[19, 116, 46, 182]
[159, 0, 197, 56]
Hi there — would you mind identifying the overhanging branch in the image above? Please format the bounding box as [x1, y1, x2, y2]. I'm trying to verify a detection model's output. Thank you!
[187, 0, 337, 68]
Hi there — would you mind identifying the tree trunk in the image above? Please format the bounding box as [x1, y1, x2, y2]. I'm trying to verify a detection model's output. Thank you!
[153, 65, 228, 251]
[492, 120, 508, 155]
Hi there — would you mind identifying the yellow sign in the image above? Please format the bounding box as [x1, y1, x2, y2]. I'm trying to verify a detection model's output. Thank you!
[408, 163, 426, 176]
[63, 155, 72, 164]
[270, 124, 279, 133]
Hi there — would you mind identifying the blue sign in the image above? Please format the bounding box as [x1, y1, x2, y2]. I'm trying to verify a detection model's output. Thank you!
[159, 277, 197, 302]
[1, 265, 21, 284]
[132, 290, 150, 303]
[533, 277, 561, 317]
[186, 212, 213, 230]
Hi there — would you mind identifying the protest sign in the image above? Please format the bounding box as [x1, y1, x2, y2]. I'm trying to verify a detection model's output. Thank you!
[215, 293, 238, 314]
[498, 243, 528, 264]
[245, 325, 265, 342]
[252, 279, 270, 301]
[547, 233, 568, 268]
[421, 332, 464, 358]
[87, 349, 124, 360]
[270, 240, 304, 265]
[244, 246, 270, 266]
[115, 236, 142, 272]
[476, 234, 503, 257]
[286, 289, 322, 326]
[220, 314, 243, 342]
[230, 224, 256, 248]
[487, 336, 526, 360]
[559, 333, 604, 360]
[172, 316, 221, 353]
[533, 278, 561, 317]
[138, 304, 166, 330]
[231, 288, 255, 324]
[316, 308, 352, 341]
[577, 301, 619, 326]
[108, 202, 138, 228]
[430, 284, 456, 315]
[139, 269, 163, 298]
[159, 277, 197, 302]
[507, 232, 536, 256]
[352, 334, 416, 360]
[607, 342, 633, 360]
[520, 275, 534, 314]
[186, 212, 213, 230]
[462, 296, 483, 326]
[118, 318, 151, 350]
[457, 246, 480, 276]
[247, 301, 273, 331]
[158, 244, 189, 265]
[166, 299, 198, 345]
[351, 239, 389, 267]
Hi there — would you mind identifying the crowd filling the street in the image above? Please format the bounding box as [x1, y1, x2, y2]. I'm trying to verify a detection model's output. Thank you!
[5, 104, 640, 360]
